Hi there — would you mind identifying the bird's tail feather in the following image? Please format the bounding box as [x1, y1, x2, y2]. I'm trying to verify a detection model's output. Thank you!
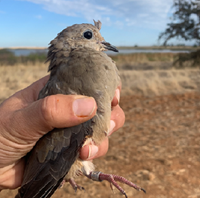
[15, 146, 76, 198]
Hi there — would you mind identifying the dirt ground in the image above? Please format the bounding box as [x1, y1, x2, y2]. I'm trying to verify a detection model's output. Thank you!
[1, 64, 200, 198]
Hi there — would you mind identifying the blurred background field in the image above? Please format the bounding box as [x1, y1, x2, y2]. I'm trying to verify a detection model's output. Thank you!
[0, 48, 200, 103]
[1, 47, 200, 198]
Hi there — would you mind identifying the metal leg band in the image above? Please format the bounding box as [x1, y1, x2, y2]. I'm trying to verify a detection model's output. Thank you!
[90, 171, 102, 182]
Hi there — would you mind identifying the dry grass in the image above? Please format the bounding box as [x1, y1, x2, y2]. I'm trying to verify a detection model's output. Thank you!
[111, 53, 175, 63]
[0, 63, 47, 103]
[111, 53, 175, 70]
[111, 53, 200, 70]
[120, 69, 200, 96]
[0, 60, 200, 104]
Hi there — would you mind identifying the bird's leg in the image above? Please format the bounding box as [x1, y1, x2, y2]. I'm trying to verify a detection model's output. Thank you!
[85, 171, 146, 198]
[63, 178, 85, 192]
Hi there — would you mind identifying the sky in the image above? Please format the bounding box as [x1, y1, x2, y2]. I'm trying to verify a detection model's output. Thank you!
[0, 0, 180, 47]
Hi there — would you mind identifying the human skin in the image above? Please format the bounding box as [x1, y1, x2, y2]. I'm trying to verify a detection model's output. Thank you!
[0, 75, 125, 190]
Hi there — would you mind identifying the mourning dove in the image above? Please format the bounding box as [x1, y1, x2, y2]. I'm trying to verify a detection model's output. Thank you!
[15, 20, 145, 198]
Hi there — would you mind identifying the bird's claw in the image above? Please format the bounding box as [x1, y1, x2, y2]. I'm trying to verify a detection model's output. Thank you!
[141, 188, 146, 193]
[59, 180, 65, 188]
[67, 178, 85, 192]
[86, 171, 146, 198]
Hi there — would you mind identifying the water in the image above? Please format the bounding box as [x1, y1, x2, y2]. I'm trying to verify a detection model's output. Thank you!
[8, 48, 190, 57]
[106, 49, 190, 56]
[8, 49, 48, 56]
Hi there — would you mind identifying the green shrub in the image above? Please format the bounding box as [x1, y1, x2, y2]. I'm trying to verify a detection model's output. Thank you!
[0, 49, 47, 66]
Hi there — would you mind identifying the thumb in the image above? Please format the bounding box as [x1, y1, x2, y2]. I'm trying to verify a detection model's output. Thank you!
[11, 94, 97, 143]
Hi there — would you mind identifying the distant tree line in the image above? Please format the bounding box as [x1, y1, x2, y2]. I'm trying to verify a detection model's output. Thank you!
[0, 49, 47, 66]
[159, 0, 200, 67]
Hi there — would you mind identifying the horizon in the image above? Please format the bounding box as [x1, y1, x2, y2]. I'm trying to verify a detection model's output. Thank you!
[0, 45, 197, 50]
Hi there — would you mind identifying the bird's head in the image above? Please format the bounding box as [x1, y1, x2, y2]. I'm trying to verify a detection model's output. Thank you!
[47, 20, 118, 71]
[49, 20, 118, 52]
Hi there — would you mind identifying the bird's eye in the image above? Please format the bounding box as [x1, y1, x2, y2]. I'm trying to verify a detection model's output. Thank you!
[83, 30, 93, 39]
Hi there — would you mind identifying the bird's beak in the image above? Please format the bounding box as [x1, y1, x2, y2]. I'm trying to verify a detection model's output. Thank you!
[101, 41, 118, 52]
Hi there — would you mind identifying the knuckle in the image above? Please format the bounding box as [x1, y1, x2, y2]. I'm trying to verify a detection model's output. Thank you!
[41, 95, 58, 125]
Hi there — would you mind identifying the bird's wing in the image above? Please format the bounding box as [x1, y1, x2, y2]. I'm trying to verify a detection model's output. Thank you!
[16, 121, 93, 198]
[15, 61, 94, 198]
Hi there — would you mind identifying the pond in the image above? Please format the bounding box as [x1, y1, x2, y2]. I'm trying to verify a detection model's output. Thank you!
[8, 48, 190, 56]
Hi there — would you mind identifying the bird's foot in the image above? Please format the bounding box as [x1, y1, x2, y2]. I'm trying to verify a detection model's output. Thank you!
[66, 178, 85, 192]
[86, 171, 146, 198]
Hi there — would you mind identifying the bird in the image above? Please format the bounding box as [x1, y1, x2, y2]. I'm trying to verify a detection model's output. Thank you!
[15, 20, 145, 198]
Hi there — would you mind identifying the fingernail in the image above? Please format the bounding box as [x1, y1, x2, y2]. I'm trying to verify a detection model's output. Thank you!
[108, 120, 116, 136]
[73, 97, 96, 117]
[88, 145, 99, 159]
[116, 89, 120, 103]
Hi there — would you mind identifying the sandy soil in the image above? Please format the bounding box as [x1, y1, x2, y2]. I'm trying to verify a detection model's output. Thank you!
[0, 63, 200, 198]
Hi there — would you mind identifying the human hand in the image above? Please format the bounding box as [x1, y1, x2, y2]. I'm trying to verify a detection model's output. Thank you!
[79, 87, 125, 160]
[0, 76, 125, 190]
